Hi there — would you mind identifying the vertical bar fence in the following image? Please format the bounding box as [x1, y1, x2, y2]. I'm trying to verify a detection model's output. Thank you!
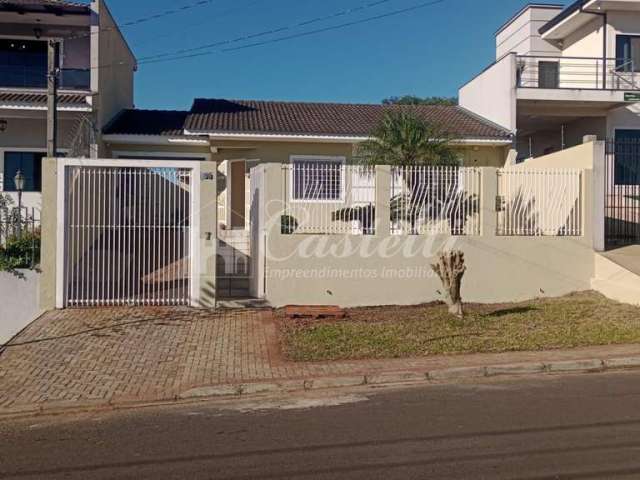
[390, 166, 482, 236]
[497, 168, 583, 236]
[281, 163, 376, 235]
[64, 166, 192, 307]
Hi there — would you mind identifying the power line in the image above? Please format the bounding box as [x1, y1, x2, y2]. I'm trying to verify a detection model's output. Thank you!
[11, 0, 451, 75]
[140, 0, 449, 65]
[131, 0, 267, 48]
[138, 0, 397, 61]
[65, 0, 227, 41]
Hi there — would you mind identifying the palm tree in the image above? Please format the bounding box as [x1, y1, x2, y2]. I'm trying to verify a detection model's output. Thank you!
[356, 111, 458, 167]
[355, 111, 463, 234]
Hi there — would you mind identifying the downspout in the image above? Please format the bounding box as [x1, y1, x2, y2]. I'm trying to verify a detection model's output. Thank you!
[580, 4, 607, 89]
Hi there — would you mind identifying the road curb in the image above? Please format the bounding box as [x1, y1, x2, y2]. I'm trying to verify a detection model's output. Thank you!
[3, 354, 640, 420]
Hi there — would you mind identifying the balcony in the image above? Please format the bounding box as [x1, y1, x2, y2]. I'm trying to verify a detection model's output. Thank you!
[0, 66, 91, 91]
[516, 55, 640, 91]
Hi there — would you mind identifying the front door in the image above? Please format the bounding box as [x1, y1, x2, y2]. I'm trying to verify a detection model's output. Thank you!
[230, 160, 246, 229]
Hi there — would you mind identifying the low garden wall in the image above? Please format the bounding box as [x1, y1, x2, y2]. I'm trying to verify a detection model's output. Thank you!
[0, 270, 42, 345]
[253, 146, 600, 307]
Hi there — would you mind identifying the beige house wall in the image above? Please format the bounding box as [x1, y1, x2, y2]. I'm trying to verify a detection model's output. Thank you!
[521, 140, 599, 169]
[105, 139, 509, 229]
[92, 0, 136, 156]
[0, 115, 81, 210]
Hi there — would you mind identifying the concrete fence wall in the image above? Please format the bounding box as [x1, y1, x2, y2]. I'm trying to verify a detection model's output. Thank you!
[0, 270, 42, 345]
[256, 156, 599, 308]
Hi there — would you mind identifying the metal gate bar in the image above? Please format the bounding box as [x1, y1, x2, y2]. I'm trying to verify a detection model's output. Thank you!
[605, 139, 640, 247]
[63, 165, 193, 307]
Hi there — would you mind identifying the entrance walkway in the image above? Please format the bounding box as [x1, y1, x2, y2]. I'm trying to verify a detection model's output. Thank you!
[602, 245, 640, 276]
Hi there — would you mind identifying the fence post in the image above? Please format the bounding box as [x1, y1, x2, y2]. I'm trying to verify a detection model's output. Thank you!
[592, 141, 606, 251]
[480, 167, 498, 238]
[375, 165, 391, 236]
[40, 157, 59, 310]
[198, 161, 217, 308]
[262, 163, 284, 238]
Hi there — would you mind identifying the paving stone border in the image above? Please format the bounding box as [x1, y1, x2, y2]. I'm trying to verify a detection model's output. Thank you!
[3, 355, 640, 420]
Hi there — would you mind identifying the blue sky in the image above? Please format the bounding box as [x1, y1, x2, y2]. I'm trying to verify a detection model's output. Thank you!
[104, 0, 569, 110]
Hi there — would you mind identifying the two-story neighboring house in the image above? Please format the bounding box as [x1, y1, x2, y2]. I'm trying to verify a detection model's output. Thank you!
[0, 0, 135, 210]
[460, 0, 640, 160]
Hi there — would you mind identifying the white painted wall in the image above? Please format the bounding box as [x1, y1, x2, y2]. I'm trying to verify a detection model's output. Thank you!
[0, 270, 42, 345]
[496, 6, 562, 58]
[459, 53, 517, 131]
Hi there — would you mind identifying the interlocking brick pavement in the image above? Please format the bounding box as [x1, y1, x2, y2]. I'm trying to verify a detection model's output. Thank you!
[2, 307, 640, 414]
[0, 307, 393, 411]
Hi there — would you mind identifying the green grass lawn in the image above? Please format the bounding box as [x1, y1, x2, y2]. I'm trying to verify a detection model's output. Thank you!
[279, 292, 640, 362]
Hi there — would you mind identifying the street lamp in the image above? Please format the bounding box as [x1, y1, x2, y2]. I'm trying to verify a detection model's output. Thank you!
[14, 169, 25, 239]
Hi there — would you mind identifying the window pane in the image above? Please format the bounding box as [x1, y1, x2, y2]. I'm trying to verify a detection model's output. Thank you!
[3, 152, 44, 191]
[632, 37, 640, 72]
[0, 39, 47, 88]
[617, 36, 632, 71]
[292, 160, 343, 200]
[615, 131, 640, 185]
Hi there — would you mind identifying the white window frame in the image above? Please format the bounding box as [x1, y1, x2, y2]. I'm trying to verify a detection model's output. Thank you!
[289, 155, 346, 203]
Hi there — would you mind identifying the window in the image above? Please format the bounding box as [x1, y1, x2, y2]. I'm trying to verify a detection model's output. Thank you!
[538, 61, 559, 89]
[0, 39, 48, 88]
[616, 35, 640, 72]
[291, 156, 345, 201]
[3, 152, 45, 192]
[614, 130, 640, 185]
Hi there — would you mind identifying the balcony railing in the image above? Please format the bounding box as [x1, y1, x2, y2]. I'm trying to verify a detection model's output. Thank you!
[0, 66, 90, 90]
[516, 55, 640, 91]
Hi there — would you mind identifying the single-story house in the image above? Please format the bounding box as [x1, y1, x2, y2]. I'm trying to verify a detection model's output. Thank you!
[103, 98, 514, 237]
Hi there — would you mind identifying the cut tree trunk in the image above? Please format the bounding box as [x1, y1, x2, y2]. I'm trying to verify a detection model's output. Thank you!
[431, 250, 466, 318]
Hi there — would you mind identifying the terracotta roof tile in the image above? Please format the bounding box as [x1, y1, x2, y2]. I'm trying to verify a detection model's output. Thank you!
[105, 99, 512, 140]
[103, 110, 189, 136]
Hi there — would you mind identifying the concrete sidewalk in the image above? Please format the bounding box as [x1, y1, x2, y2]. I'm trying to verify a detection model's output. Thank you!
[1, 307, 640, 417]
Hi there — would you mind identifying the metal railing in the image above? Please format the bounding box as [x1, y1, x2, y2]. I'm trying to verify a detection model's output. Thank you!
[0, 66, 90, 90]
[516, 55, 640, 91]
[390, 166, 481, 236]
[282, 164, 376, 235]
[0, 206, 40, 245]
[497, 168, 583, 236]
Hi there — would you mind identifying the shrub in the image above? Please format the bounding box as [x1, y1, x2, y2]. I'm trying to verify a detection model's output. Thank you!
[0, 230, 41, 271]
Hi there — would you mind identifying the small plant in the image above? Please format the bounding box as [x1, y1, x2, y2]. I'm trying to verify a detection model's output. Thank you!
[281, 214, 299, 234]
[431, 250, 466, 318]
[0, 230, 41, 272]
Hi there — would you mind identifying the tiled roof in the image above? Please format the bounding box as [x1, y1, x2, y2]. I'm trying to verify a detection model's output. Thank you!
[0, 92, 90, 108]
[104, 109, 188, 136]
[105, 99, 512, 141]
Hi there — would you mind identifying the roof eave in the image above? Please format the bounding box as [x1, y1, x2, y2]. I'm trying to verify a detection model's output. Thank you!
[187, 130, 512, 145]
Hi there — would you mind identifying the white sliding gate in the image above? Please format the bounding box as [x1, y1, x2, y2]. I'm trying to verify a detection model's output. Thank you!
[56, 159, 201, 308]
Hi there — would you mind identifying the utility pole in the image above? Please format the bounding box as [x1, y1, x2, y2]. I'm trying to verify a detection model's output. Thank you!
[47, 40, 59, 158]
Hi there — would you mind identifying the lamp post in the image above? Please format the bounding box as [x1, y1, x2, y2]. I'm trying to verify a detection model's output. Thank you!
[14, 169, 25, 240]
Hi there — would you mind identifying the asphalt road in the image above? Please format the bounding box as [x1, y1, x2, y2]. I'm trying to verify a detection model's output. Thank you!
[4, 372, 640, 479]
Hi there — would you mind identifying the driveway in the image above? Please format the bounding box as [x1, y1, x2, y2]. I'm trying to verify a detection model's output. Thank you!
[0, 307, 278, 410]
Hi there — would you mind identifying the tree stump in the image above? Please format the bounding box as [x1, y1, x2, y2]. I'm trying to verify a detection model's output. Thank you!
[431, 250, 466, 318]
